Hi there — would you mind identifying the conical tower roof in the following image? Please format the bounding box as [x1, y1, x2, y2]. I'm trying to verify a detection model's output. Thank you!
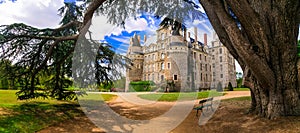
[131, 33, 141, 46]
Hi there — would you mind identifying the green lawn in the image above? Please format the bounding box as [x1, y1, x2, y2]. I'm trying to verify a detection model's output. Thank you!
[0, 90, 116, 133]
[223, 96, 251, 101]
[79, 93, 117, 101]
[233, 88, 250, 91]
[138, 91, 224, 102]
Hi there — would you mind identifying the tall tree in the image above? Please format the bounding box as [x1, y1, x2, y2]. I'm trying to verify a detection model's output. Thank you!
[0, 0, 127, 100]
[198, 0, 300, 119]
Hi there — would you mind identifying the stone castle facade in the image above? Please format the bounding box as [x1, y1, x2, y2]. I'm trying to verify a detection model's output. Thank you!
[125, 26, 236, 92]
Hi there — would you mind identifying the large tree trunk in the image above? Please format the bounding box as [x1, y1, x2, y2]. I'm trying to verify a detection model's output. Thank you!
[199, 0, 300, 119]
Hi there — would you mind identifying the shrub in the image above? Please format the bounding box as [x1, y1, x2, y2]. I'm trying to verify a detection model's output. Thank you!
[129, 81, 155, 92]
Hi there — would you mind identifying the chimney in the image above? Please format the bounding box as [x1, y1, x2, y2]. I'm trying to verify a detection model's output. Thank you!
[144, 35, 147, 43]
[194, 27, 198, 42]
[184, 29, 187, 41]
[130, 37, 133, 46]
[204, 33, 207, 46]
[138, 35, 141, 44]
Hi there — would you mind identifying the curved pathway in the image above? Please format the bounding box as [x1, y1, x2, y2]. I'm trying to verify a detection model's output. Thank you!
[38, 91, 250, 133]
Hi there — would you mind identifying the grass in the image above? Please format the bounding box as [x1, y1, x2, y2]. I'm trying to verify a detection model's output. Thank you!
[0, 90, 116, 133]
[223, 96, 251, 101]
[79, 93, 117, 101]
[138, 91, 224, 102]
[233, 88, 250, 91]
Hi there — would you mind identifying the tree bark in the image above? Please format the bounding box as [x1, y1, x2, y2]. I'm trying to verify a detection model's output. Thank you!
[199, 0, 300, 119]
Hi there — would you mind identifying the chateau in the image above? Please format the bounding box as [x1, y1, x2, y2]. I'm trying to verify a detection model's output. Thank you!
[125, 25, 236, 92]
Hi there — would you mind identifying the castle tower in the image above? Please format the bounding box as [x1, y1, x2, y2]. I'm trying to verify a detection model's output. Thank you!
[125, 34, 144, 92]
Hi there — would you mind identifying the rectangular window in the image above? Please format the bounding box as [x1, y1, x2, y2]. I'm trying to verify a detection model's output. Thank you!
[167, 63, 171, 69]
[161, 62, 164, 70]
[161, 75, 164, 81]
[220, 74, 223, 78]
[200, 63, 202, 71]
[153, 64, 155, 71]
[220, 56, 222, 62]
[152, 74, 154, 81]
[205, 56, 207, 61]
[199, 54, 202, 60]
[174, 75, 178, 80]
[201, 73, 203, 81]
[219, 48, 222, 54]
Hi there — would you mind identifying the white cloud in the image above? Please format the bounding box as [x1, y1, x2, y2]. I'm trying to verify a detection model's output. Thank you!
[87, 15, 114, 40]
[109, 17, 148, 36]
[88, 16, 149, 41]
[0, 0, 64, 28]
[110, 36, 130, 44]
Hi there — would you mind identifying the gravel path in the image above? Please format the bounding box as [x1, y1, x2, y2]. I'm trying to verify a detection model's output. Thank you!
[38, 91, 250, 133]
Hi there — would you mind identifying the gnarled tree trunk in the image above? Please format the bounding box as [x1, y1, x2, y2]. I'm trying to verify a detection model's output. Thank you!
[199, 0, 300, 119]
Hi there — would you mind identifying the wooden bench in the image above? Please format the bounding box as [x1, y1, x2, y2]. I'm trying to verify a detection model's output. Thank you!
[193, 97, 214, 116]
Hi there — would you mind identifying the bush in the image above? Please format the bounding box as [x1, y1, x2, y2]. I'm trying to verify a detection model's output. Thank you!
[129, 81, 155, 92]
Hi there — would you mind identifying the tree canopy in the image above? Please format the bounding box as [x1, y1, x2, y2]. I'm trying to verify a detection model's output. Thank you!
[0, 0, 128, 100]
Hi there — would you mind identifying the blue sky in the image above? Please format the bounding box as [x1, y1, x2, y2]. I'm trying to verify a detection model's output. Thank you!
[96, 14, 215, 54]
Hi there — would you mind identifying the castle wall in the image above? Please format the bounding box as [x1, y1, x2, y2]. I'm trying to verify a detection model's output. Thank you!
[126, 27, 237, 92]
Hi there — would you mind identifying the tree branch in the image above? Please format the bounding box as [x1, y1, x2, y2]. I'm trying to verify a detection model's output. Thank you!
[200, 0, 276, 89]
[226, 0, 270, 61]
[12, 34, 79, 41]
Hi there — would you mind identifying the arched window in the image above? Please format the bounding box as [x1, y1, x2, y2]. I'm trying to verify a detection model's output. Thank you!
[161, 62, 164, 70]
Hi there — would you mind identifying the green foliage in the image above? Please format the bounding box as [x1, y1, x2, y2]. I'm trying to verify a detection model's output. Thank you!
[0, 60, 22, 90]
[0, 2, 129, 100]
[228, 82, 234, 91]
[236, 78, 243, 88]
[98, 82, 114, 92]
[129, 81, 155, 92]
[113, 77, 126, 90]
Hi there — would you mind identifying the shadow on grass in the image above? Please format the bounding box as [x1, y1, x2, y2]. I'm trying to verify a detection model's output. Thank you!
[0, 102, 83, 133]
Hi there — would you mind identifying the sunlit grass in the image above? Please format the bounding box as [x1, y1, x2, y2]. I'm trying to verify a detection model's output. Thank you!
[79, 93, 117, 101]
[138, 91, 224, 102]
[0, 90, 116, 132]
[223, 96, 251, 101]
[233, 88, 250, 91]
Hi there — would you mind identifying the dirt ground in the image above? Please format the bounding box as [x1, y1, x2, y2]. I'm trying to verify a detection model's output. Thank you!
[38, 91, 300, 133]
